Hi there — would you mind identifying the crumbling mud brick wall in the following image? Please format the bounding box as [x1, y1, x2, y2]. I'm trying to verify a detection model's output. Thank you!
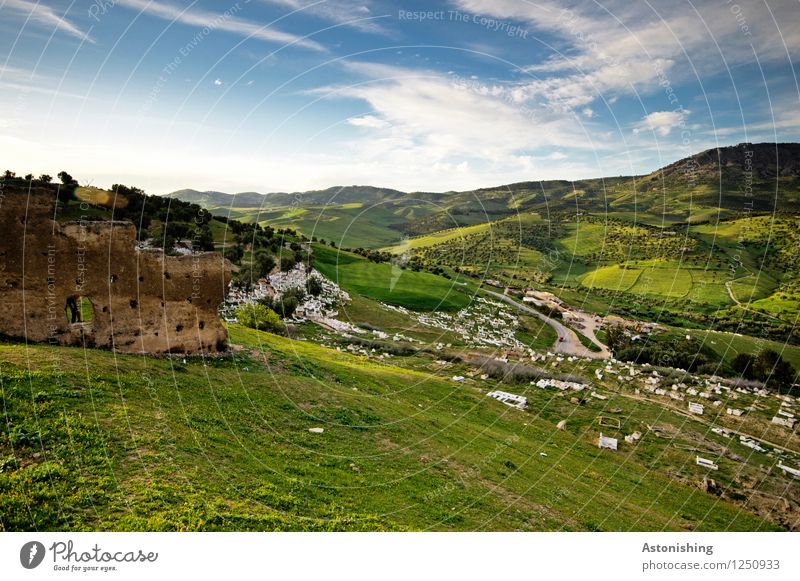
[0, 188, 232, 354]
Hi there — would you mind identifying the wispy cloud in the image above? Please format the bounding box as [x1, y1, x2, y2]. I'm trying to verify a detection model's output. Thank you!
[261, 0, 390, 34]
[0, 80, 89, 100]
[308, 61, 610, 189]
[452, 0, 800, 113]
[347, 114, 389, 129]
[116, 0, 326, 51]
[4, 0, 94, 42]
[633, 109, 690, 137]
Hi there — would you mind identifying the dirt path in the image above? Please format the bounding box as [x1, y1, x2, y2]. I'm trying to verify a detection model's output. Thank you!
[725, 279, 743, 306]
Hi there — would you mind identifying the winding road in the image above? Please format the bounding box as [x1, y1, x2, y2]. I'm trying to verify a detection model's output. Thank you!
[483, 290, 610, 359]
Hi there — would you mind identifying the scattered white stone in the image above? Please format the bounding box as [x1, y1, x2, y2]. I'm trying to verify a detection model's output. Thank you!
[689, 402, 705, 415]
[487, 390, 527, 410]
[598, 433, 618, 451]
[696, 456, 719, 470]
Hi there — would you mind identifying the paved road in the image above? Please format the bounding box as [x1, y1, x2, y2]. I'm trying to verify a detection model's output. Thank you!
[483, 290, 609, 359]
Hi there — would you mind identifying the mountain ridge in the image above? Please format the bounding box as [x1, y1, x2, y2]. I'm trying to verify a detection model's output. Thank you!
[165, 142, 800, 208]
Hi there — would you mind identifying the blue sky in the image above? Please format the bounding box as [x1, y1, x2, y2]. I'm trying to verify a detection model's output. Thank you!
[1, 0, 799, 194]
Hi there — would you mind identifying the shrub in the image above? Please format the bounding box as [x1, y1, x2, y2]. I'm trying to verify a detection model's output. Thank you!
[307, 277, 323, 297]
[236, 304, 283, 334]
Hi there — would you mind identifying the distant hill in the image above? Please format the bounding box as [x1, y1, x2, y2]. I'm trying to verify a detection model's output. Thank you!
[165, 189, 270, 209]
[166, 143, 800, 242]
[165, 185, 411, 210]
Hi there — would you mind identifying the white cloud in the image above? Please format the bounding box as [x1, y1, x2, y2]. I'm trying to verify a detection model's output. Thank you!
[4, 0, 93, 42]
[260, 0, 389, 34]
[347, 115, 389, 129]
[213, 78, 223, 86]
[451, 0, 800, 114]
[324, 62, 603, 159]
[634, 109, 690, 137]
[116, 0, 325, 51]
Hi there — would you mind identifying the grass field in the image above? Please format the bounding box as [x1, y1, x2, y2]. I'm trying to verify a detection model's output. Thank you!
[230, 204, 434, 249]
[557, 222, 608, 257]
[579, 265, 642, 291]
[314, 245, 474, 311]
[0, 327, 782, 531]
[729, 274, 779, 303]
[662, 327, 800, 369]
[629, 262, 694, 297]
[383, 222, 494, 253]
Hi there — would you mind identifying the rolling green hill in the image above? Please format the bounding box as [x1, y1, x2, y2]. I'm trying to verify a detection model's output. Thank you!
[167, 143, 800, 249]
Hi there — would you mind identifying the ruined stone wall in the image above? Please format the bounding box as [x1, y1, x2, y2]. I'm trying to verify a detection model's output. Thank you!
[0, 188, 232, 354]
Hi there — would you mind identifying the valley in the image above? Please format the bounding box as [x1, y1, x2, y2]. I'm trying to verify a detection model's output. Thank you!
[3, 143, 800, 532]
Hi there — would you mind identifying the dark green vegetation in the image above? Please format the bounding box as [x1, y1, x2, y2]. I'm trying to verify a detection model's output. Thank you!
[1, 172, 223, 255]
[1, 328, 792, 532]
[604, 324, 799, 392]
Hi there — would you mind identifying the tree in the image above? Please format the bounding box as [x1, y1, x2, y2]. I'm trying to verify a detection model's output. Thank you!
[274, 288, 305, 319]
[235, 304, 283, 334]
[731, 352, 756, 379]
[23, 173, 33, 181]
[254, 251, 276, 277]
[276, 295, 299, 319]
[38, 174, 52, 184]
[56, 171, 77, 205]
[280, 256, 296, 272]
[604, 324, 629, 354]
[57, 171, 74, 185]
[307, 276, 323, 297]
[234, 264, 256, 293]
[192, 226, 215, 252]
[223, 243, 244, 264]
[754, 349, 796, 391]
[3, 170, 15, 179]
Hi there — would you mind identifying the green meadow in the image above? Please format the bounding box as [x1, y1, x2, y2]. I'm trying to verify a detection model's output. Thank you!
[313, 244, 475, 311]
[0, 326, 783, 531]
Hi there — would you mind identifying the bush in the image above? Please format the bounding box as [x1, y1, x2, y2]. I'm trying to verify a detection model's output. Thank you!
[236, 304, 283, 334]
[307, 277, 323, 297]
[280, 256, 296, 272]
[753, 349, 796, 391]
[731, 352, 756, 379]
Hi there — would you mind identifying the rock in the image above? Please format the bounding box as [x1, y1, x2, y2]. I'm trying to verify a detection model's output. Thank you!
[308, 427, 324, 434]
[700, 477, 720, 495]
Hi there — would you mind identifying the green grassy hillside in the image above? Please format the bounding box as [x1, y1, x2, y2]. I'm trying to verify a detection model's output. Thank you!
[169, 144, 800, 249]
[313, 245, 476, 311]
[1, 326, 790, 532]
